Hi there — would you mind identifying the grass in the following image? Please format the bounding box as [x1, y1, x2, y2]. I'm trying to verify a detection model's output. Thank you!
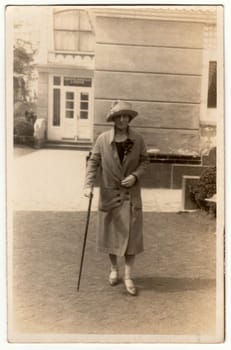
[11, 210, 216, 339]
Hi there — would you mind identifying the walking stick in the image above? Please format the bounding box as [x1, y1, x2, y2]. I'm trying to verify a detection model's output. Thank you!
[77, 191, 93, 292]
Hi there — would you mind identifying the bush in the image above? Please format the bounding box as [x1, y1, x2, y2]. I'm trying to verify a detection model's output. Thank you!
[189, 166, 216, 216]
[14, 101, 37, 119]
[14, 118, 34, 136]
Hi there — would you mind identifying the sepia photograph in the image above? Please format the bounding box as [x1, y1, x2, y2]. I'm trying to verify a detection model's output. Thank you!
[5, 3, 225, 344]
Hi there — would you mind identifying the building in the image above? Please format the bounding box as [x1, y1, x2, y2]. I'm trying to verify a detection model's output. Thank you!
[36, 6, 218, 153]
[35, 6, 220, 190]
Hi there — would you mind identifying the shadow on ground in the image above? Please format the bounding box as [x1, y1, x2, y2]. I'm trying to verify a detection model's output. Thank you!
[135, 276, 215, 293]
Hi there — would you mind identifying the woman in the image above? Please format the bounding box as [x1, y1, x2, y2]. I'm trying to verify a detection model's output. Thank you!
[84, 100, 148, 296]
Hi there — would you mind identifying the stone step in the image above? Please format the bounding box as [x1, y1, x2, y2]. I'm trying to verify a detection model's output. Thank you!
[45, 141, 92, 151]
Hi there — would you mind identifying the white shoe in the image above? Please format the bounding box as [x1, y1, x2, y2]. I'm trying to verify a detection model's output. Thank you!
[109, 270, 119, 286]
[124, 278, 137, 296]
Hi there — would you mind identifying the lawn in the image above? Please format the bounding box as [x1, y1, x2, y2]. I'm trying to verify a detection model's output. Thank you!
[11, 210, 216, 340]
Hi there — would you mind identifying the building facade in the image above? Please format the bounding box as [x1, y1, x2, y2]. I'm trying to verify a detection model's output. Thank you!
[37, 6, 218, 155]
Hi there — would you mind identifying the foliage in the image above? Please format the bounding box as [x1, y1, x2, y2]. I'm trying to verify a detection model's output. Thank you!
[13, 41, 37, 102]
[14, 101, 37, 118]
[14, 45, 34, 75]
[189, 167, 216, 216]
[14, 117, 34, 137]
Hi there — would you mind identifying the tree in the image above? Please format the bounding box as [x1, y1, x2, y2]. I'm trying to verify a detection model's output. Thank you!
[13, 42, 37, 102]
[13, 45, 34, 75]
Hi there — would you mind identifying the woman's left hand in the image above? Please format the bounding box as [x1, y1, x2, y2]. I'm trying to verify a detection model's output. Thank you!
[121, 174, 136, 188]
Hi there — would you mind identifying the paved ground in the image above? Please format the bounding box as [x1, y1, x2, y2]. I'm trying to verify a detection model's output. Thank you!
[13, 147, 182, 212]
[10, 146, 217, 342]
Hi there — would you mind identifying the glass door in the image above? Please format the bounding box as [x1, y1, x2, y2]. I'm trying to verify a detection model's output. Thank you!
[76, 88, 92, 140]
[62, 88, 77, 140]
[61, 86, 92, 141]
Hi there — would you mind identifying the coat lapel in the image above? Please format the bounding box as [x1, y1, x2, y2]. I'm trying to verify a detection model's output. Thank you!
[108, 127, 136, 176]
[109, 128, 123, 174]
[111, 143, 123, 170]
[122, 130, 136, 170]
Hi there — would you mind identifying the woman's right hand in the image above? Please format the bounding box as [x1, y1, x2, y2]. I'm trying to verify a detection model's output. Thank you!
[84, 187, 93, 198]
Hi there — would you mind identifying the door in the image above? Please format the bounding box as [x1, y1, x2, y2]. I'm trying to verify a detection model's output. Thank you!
[48, 75, 93, 141]
[77, 88, 92, 140]
[61, 87, 92, 141]
[62, 88, 77, 140]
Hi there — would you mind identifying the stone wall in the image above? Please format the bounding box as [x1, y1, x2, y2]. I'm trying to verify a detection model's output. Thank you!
[94, 15, 203, 154]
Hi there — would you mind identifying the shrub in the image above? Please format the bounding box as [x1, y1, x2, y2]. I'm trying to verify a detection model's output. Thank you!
[14, 101, 37, 119]
[189, 166, 216, 216]
[14, 118, 34, 136]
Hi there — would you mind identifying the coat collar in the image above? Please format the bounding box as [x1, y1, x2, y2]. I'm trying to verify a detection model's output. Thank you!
[109, 127, 135, 144]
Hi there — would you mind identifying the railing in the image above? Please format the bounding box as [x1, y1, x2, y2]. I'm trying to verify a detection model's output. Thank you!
[148, 152, 201, 164]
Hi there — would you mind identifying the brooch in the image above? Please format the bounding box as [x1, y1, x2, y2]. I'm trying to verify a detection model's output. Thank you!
[124, 139, 134, 156]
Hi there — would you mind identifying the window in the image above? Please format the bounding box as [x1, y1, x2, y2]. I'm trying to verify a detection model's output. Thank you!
[80, 92, 89, 119]
[65, 91, 74, 119]
[53, 76, 61, 85]
[53, 89, 60, 126]
[207, 61, 217, 108]
[54, 10, 95, 52]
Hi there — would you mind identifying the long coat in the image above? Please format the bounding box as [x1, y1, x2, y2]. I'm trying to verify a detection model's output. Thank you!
[85, 127, 148, 256]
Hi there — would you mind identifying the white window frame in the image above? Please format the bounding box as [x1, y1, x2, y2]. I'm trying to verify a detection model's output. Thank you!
[53, 9, 94, 53]
[200, 24, 217, 126]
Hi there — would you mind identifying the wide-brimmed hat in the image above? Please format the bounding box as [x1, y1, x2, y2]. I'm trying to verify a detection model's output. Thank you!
[106, 100, 138, 122]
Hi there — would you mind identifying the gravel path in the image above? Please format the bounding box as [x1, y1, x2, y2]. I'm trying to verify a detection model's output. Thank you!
[13, 147, 181, 212]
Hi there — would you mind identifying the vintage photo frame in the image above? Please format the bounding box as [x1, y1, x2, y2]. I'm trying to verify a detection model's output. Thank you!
[3, 2, 226, 346]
